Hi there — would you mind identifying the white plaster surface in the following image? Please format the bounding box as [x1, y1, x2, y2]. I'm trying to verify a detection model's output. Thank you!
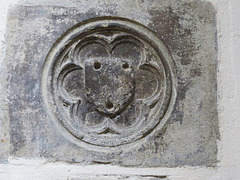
[0, 0, 240, 179]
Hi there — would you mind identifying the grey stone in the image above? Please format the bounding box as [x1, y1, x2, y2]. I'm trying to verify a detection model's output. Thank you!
[0, 0, 218, 167]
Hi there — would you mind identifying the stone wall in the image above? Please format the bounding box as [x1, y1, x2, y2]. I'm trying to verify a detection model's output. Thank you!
[0, 0, 240, 179]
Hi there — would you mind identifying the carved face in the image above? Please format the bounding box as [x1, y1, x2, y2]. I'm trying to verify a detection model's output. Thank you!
[85, 58, 134, 116]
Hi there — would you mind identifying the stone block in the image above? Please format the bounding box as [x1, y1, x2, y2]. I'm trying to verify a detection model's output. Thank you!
[0, 0, 218, 167]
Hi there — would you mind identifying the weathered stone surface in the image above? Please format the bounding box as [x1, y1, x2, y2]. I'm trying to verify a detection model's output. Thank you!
[0, 0, 218, 167]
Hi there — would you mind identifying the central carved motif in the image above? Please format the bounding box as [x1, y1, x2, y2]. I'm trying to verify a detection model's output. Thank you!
[85, 57, 134, 117]
[42, 17, 176, 147]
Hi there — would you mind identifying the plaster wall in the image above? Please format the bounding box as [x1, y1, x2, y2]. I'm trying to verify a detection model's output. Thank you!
[0, 0, 240, 179]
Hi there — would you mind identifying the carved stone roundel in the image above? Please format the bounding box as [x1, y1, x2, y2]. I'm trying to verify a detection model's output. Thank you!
[42, 17, 176, 147]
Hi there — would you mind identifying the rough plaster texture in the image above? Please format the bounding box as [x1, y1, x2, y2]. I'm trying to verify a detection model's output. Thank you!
[0, 0, 240, 179]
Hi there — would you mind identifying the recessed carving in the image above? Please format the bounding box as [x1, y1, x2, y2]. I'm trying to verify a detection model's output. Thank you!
[42, 17, 176, 147]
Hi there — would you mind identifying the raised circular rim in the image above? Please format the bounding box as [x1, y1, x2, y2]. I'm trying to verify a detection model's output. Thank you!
[41, 17, 177, 150]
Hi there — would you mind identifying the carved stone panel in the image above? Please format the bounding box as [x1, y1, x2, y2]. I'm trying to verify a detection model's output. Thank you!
[42, 18, 176, 148]
[0, 0, 218, 167]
